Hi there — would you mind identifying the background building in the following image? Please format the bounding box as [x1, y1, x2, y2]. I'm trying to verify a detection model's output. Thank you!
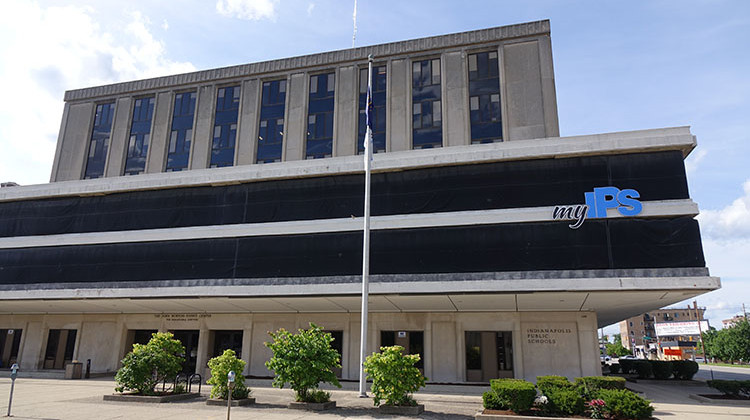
[619, 306, 707, 359]
[0, 20, 719, 381]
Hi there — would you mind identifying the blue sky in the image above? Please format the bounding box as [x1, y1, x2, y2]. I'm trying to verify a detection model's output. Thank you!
[0, 0, 748, 332]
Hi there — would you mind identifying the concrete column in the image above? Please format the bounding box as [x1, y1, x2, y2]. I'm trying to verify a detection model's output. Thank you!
[195, 327, 209, 375]
[539, 35, 560, 138]
[502, 40, 546, 141]
[237, 79, 260, 166]
[347, 318, 361, 379]
[283, 73, 307, 162]
[19, 321, 43, 370]
[578, 312, 602, 377]
[190, 85, 216, 170]
[335, 65, 357, 157]
[105, 97, 133, 177]
[52, 102, 93, 181]
[388, 59, 409, 152]
[241, 315, 253, 376]
[443, 51, 470, 147]
[145, 91, 173, 173]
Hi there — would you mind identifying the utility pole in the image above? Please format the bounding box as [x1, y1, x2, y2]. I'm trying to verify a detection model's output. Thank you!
[743, 303, 747, 321]
[694, 300, 707, 364]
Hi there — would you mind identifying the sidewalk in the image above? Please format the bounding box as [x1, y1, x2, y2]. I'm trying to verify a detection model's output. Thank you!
[1, 376, 749, 419]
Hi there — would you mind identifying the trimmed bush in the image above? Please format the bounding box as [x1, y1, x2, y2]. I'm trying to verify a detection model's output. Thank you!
[364, 345, 426, 407]
[672, 360, 700, 380]
[575, 376, 626, 391]
[114, 332, 185, 396]
[544, 387, 585, 416]
[482, 390, 503, 409]
[486, 378, 536, 413]
[650, 360, 673, 379]
[633, 360, 653, 379]
[609, 363, 621, 374]
[264, 323, 342, 403]
[619, 359, 634, 374]
[597, 388, 654, 420]
[707, 380, 750, 397]
[207, 349, 249, 400]
[536, 375, 573, 393]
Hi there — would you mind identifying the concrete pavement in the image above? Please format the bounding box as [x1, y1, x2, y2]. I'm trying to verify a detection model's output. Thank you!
[1, 375, 750, 419]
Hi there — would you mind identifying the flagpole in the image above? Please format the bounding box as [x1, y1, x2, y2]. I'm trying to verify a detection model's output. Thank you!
[358, 54, 374, 398]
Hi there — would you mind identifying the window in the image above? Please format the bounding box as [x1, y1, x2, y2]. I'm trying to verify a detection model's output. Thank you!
[468, 51, 502, 143]
[306, 72, 335, 159]
[43, 329, 77, 369]
[211, 85, 240, 167]
[357, 65, 387, 154]
[212, 330, 243, 358]
[257, 80, 286, 163]
[166, 92, 196, 172]
[412, 59, 442, 149]
[0, 329, 22, 367]
[83, 102, 115, 179]
[123, 97, 155, 175]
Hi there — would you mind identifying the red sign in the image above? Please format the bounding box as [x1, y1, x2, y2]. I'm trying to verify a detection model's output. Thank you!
[664, 349, 682, 356]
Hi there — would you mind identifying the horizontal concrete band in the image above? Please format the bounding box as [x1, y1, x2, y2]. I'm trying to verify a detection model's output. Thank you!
[0, 271, 719, 299]
[0, 199, 698, 249]
[0, 127, 696, 203]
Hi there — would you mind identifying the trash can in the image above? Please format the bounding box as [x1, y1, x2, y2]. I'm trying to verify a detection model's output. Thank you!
[65, 361, 83, 379]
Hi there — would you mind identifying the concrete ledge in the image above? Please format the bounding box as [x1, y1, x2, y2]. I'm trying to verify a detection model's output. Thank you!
[288, 400, 336, 411]
[206, 397, 255, 406]
[379, 404, 425, 415]
[103, 392, 201, 403]
[689, 394, 750, 405]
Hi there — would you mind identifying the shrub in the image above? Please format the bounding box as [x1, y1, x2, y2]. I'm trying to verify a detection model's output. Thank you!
[207, 349, 249, 400]
[487, 379, 536, 413]
[264, 323, 341, 402]
[482, 390, 503, 409]
[575, 376, 626, 393]
[707, 380, 750, 397]
[364, 345, 426, 407]
[597, 388, 654, 419]
[633, 360, 653, 379]
[114, 332, 185, 396]
[619, 359, 634, 374]
[609, 362, 621, 374]
[650, 360, 673, 380]
[536, 375, 573, 393]
[544, 386, 584, 416]
[672, 360, 699, 380]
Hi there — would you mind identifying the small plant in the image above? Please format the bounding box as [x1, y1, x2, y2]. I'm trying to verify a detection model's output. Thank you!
[484, 378, 536, 413]
[597, 388, 654, 419]
[114, 332, 185, 396]
[586, 398, 606, 419]
[364, 345, 426, 406]
[264, 323, 341, 403]
[207, 349, 250, 400]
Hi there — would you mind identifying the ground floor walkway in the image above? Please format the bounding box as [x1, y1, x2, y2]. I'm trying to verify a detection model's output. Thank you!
[1, 375, 749, 419]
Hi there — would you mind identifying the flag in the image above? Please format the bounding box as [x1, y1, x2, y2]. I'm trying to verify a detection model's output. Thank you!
[363, 80, 373, 161]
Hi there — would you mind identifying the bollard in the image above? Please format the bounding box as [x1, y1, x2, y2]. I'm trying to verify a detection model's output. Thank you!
[85, 359, 91, 379]
[226, 370, 236, 420]
[7, 363, 19, 417]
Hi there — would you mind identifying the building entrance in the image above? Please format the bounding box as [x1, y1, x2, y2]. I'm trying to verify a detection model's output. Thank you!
[465, 331, 513, 382]
[0, 329, 22, 368]
[43, 329, 77, 369]
[170, 330, 200, 374]
[380, 331, 424, 370]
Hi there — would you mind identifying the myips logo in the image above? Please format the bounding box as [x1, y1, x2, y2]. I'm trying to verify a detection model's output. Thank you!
[553, 186, 642, 229]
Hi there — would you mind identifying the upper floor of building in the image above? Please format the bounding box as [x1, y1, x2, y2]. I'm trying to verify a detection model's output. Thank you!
[50, 20, 558, 182]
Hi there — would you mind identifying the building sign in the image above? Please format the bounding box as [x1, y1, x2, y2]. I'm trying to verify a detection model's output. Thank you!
[654, 321, 709, 336]
[154, 313, 211, 322]
[553, 186, 642, 229]
[663, 348, 682, 356]
[525, 327, 573, 345]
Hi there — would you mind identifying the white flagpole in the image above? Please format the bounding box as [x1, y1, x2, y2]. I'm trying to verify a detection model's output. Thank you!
[358, 54, 374, 398]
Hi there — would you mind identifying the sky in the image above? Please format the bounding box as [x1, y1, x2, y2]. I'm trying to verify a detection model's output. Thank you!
[0, 0, 748, 332]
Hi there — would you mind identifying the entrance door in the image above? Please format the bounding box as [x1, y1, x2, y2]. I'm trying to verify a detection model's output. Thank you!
[43, 329, 77, 369]
[465, 331, 513, 381]
[324, 330, 343, 378]
[170, 330, 200, 374]
[0, 329, 22, 368]
[380, 331, 424, 370]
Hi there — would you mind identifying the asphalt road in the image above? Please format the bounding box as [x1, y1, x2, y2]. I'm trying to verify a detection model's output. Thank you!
[695, 364, 750, 381]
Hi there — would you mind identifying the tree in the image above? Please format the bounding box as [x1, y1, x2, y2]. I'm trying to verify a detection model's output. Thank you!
[703, 321, 750, 364]
[115, 332, 185, 395]
[606, 342, 632, 358]
[264, 323, 342, 402]
[364, 346, 427, 406]
[207, 349, 250, 400]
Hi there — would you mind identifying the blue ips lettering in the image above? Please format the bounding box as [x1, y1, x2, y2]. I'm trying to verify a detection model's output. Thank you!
[616, 189, 642, 216]
[555, 186, 643, 229]
[584, 191, 596, 218]
[593, 186, 620, 218]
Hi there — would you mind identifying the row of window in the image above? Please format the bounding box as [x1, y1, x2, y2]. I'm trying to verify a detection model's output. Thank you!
[83, 51, 503, 179]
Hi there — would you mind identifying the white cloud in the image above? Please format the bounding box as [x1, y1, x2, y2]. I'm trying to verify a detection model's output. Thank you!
[0, 1, 194, 185]
[307, 2, 315, 16]
[162, 18, 169, 31]
[698, 179, 750, 240]
[216, 0, 279, 21]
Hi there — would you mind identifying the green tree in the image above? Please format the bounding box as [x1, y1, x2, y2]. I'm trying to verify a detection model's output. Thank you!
[606, 342, 632, 357]
[114, 332, 185, 395]
[264, 323, 342, 402]
[703, 321, 750, 364]
[364, 346, 427, 406]
[207, 349, 250, 400]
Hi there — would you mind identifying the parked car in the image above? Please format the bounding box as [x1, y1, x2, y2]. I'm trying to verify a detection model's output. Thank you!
[694, 357, 705, 363]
